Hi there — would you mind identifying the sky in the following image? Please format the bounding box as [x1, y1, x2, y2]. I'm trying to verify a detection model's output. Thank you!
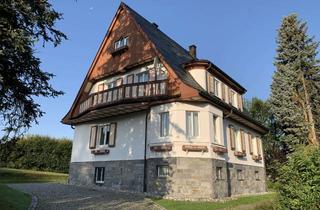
[25, 0, 320, 139]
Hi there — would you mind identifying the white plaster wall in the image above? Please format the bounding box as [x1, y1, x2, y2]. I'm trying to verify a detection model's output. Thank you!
[147, 102, 225, 160]
[71, 111, 146, 162]
[189, 68, 207, 90]
[147, 102, 264, 167]
[223, 118, 264, 167]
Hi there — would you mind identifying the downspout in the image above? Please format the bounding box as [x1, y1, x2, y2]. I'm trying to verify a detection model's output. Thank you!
[143, 108, 150, 192]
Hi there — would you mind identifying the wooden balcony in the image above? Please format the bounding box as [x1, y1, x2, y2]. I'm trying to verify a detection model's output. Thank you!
[79, 80, 168, 114]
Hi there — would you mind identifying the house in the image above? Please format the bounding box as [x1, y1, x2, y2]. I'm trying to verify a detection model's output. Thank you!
[62, 2, 268, 200]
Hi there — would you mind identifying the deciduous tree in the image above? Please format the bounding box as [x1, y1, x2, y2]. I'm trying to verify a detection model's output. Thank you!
[0, 0, 67, 141]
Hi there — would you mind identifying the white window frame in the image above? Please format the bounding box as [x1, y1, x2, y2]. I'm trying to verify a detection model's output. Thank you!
[237, 169, 244, 181]
[216, 167, 223, 180]
[255, 171, 260, 180]
[95, 167, 105, 184]
[186, 111, 199, 138]
[160, 112, 169, 137]
[157, 165, 169, 178]
[114, 37, 128, 50]
[212, 115, 218, 143]
[97, 124, 110, 147]
[137, 71, 149, 83]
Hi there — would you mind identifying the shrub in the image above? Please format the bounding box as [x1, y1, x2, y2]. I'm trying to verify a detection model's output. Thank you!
[0, 135, 72, 173]
[277, 145, 320, 210]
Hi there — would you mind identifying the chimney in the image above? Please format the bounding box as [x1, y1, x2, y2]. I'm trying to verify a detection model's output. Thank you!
[152, 22, 158, 28]
[189, 45, 197, 59]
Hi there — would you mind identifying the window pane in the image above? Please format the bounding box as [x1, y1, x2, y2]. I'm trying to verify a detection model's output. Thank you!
[105, 125, 110, 145]
[158, 165, 169, 177]
[213, 116, 217, 142]
[193, 112, 199, 137]
[160, 112, 169, 137]
[186, 112, 192, 137]
[99, 126, 105, 145]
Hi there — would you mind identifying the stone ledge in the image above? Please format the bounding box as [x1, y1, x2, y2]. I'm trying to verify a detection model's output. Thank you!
[91, 149, 110, 155]
[150, 144, 172, 152]
[252, 155, 262, 161]
[182, 145, 208, 152]
[212, 145, 228, 154]
[234, 151, 246, 157]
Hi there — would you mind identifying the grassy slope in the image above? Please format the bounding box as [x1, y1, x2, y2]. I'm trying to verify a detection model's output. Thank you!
[0, 184, 31, 210]
[153, 193, 276, 210]
[0, 167, 68, 184]
[0, 167, 68, 210]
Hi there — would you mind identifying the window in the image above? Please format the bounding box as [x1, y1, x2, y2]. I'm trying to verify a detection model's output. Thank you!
[216, 167, 223, 180]
[157, 165, 169, 178]
[95, 167, 105, 184]
[237, 169, 244, 180]
[114, 37, 128, 50]
[90, 123, 117, 149]
[229, 90, 236, 106]
[126, 74, 134, 84]
[240, 130, 246, 153]
[137, 71, 149, 83]
[160, 112, 169, 137]
[97, 125, 110, 146]
[208, 74, 214, 94]
[212, 115, 218, 143]
[255, 171, 260, 180]
[186, 111, 199, 138]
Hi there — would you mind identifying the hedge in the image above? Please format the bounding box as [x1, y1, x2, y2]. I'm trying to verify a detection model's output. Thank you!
[0, 135, 72, 173]
[277, 145, 320, 210]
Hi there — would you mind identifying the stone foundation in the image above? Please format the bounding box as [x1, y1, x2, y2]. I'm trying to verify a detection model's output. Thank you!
[69, 158, 266, 200]
[69, 160, 144, 192]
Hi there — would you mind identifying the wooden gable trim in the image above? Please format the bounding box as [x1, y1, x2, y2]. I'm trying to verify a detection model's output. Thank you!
[62, 5, 128, 124]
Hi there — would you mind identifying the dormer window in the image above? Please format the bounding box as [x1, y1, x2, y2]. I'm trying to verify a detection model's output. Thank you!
[114, 37, 129, 50]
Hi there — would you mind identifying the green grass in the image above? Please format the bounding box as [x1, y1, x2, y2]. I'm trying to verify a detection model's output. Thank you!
[0, 167, 68, 184]
[0, 184, 31, 210]
[153, 193, 276, 210]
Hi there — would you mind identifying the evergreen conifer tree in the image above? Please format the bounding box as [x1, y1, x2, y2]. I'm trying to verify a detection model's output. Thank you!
[270, 14, 320, 147]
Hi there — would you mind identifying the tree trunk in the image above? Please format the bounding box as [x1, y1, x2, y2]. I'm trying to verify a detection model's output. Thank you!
[301, 74, 319, 145]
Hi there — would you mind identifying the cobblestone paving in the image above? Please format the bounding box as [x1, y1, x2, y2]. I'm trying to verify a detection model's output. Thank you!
[8, 183, 163, 210]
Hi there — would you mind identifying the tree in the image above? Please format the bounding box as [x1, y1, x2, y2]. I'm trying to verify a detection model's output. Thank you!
[270, 14, 320, 147]
[0, 0, 67, 141]
[244, 97, 289, 181]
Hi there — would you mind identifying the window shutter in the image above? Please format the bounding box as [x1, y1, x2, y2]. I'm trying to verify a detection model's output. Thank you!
[229, 126, 235, 150]
[228, 88, 233, 105]
[248, 134, 253, 155]
[240, 130, 246, 153]
[89, 126, 97, 149]
[238, 94, 243, 110]
[257, 138, 262, 156]
[108, 123, 117, 147]
[222, 84, 226, 101]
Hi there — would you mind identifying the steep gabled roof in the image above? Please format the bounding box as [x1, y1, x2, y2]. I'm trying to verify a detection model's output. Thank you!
[124, 3, 204, 91]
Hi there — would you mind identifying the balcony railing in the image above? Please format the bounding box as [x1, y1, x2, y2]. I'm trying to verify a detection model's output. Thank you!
[79, 80, 168, 114]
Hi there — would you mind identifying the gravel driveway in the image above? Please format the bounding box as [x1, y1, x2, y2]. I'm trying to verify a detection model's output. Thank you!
[8, 183, 163, 210]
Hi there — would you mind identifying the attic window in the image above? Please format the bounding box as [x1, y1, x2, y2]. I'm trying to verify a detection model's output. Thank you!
[114, 37, 129, 50]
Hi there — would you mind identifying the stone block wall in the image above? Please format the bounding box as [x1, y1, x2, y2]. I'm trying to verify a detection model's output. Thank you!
[69, 160, 144, 192]
[69, 158, 266, 200]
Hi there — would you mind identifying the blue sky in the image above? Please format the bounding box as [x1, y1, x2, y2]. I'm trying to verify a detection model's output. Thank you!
[27, 0, 320, 139]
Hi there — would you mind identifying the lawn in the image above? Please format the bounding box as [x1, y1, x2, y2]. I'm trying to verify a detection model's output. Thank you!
[0, 167, 68, 184]
[0, 167, 68, 210]
[153, 193, 276, 210]
[0, 184, 31, 210]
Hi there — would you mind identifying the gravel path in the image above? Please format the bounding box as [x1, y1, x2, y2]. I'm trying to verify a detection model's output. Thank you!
[8, 183, 163, 210]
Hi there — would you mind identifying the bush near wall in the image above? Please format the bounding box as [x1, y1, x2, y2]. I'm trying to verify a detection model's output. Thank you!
[0, 135, 72, 173]
[277, 145, 320, 210]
